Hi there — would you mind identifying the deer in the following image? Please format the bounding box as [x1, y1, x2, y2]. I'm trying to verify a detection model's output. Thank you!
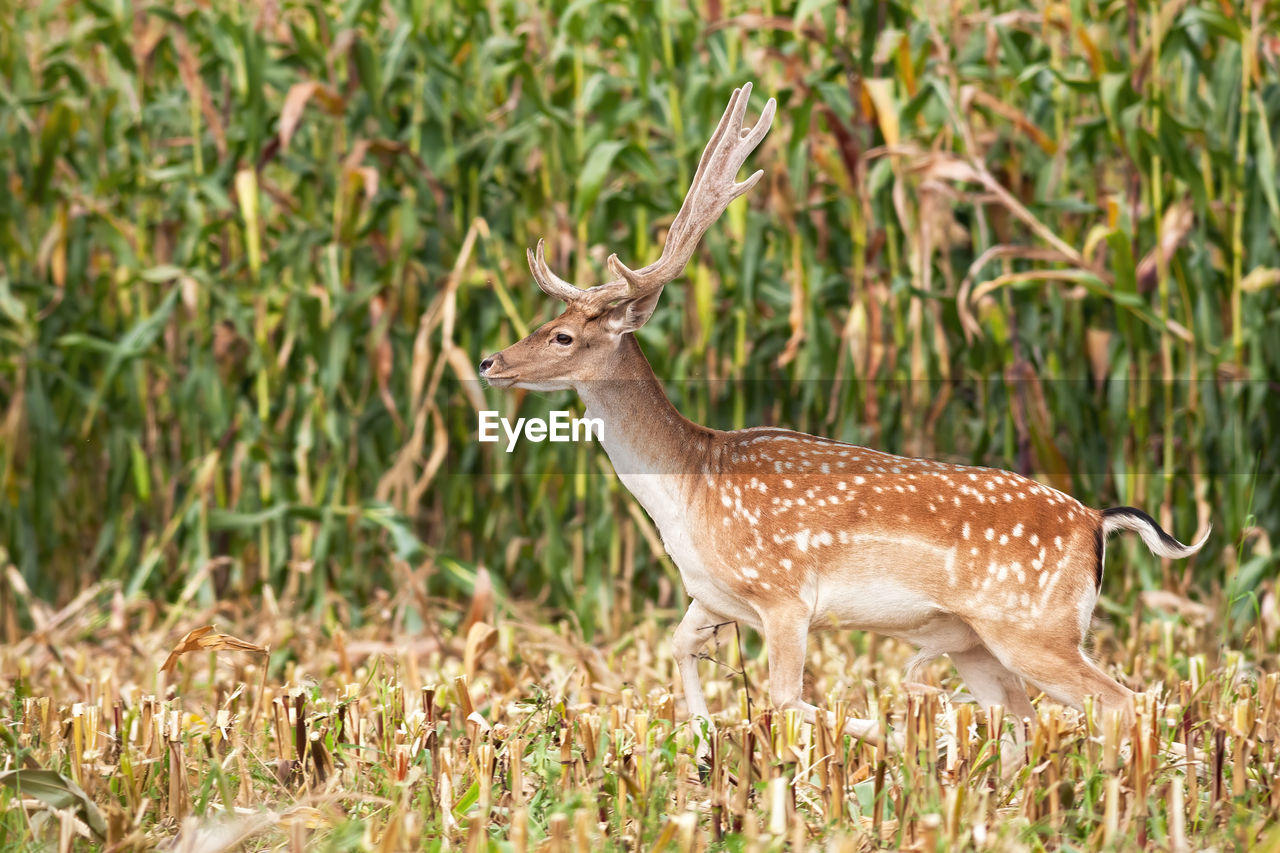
[478, 83, 1210, 758]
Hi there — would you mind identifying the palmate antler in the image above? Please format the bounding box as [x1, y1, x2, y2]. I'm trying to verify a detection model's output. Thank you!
[528, 83, 777, 310]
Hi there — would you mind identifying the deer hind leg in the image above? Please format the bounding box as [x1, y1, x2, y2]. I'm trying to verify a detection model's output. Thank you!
[949, 643, 1035, 777]
[982, 630, 1136, 728]
[949, 644, 1035, 721]
[758, 605, 896, 748]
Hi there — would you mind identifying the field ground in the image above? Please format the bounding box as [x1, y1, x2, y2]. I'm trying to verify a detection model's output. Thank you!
[3, 573, 1279, 851]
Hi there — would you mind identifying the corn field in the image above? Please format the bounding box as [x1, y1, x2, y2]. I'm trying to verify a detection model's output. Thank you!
[2, 0, 1279, 848]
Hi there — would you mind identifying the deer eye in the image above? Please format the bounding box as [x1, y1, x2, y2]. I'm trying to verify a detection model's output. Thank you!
[554, 333, 573, 345]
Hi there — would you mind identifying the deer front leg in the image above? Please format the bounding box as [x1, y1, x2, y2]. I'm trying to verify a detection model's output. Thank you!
[672, 600, 726, 763]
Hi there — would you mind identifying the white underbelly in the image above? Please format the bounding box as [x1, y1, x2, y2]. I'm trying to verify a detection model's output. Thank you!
[811, 577, 978, 652]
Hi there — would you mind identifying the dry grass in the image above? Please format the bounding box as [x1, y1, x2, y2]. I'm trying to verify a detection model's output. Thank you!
[3, 576, 1279, 851]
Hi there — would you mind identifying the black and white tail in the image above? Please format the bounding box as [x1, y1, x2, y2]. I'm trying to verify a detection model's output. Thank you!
[1101, 507, 1210, 559]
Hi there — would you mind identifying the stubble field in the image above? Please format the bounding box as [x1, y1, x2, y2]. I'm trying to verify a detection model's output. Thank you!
[4, 571, 1279, 851]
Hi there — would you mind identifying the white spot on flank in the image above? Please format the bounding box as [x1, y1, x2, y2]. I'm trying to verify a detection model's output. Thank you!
[999, 534, 1009, 545]
[962, 522, 970, 540]
[1030, 533, 1039, 546]
[854, 476, 866, 485]
[795, 529, 811, 552]
[783, 479, 793, 489]
[1012, 523, 1023, 537]
[985, 528, 995, 541]
[1054, 536, 1064, 550]
[781, 558, 793, 570]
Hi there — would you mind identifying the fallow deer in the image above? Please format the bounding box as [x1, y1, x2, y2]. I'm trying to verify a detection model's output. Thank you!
[479, 83, 1209, 752]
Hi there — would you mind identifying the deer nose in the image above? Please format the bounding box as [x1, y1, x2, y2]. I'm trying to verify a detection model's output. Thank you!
[479, 356, 495, 373]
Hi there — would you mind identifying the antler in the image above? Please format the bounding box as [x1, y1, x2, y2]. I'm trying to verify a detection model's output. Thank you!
[527, 238, 580, 302]
[606, 82, 776, 297]
[527, 83, 776, 306]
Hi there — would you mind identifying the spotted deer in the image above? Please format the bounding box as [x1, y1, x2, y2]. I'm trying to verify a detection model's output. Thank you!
[478, 83, 1209, 751]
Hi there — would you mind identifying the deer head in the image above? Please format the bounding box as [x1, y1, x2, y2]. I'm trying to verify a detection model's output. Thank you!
[479, 84, 776, 392]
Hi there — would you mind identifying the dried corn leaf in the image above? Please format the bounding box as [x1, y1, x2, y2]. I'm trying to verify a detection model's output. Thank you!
[464, 621, 499, 680]
[1136, 200, 1194, 290]
[279, 81, 345, 151]
[1139, 590, 1212, 624]
[1241, 266, 1280, 292]
[161, 625, 268, 672]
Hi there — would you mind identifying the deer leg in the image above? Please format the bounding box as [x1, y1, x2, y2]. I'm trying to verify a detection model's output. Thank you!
[1025, 650, 1136, 727]
[949, 644, 1035, 721]
[759, 606, 896, 747]
[950, 643, 1034, 777]
[672, 600, 726, 762]
[985, 633, 1136, 728]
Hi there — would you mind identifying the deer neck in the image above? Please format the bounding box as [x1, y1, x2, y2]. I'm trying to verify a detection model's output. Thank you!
[575, 335, 712, 491]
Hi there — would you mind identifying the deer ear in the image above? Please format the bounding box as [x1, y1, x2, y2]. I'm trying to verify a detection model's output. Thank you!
[602, 288, 664, 334]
